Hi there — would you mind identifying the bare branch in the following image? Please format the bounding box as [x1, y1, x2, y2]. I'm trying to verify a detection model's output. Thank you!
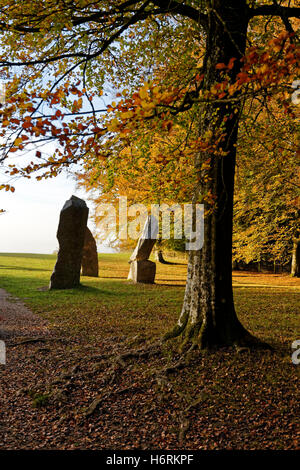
[151, 0, 208, 28]
[249, 5, 300, 19]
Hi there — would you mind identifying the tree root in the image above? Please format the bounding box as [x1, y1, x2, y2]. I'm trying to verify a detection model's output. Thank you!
[233, 329, 274, 352]
[158, 358, 187, 377]
[84, 394, 107, 417]
[178, 392, 209, 445]
[165, 320, 273, 353]
[115, 341, 162, 363]
[11, 336, 64, 347]
[11, 336, 56, 346]
[12, 337, 46, 346]
[84, 385, 144, 417]
[43, 340, 163, 414]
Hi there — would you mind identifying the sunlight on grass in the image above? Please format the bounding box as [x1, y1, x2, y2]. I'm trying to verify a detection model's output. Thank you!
[0, 252, 299, 347]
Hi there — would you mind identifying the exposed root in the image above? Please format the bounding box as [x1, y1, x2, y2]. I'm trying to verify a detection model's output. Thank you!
[163, 322, 188, 342]
[165, 319, 273, 353]
[178, 392, 210, 445]
[115, 341, 162, 362]
[12, 337, 46, 346]
[84, 394, 107, 417]
[43, 340, 164, 416]
[11, 336, 64, 347]
[159, 358, 187, 376]
[84, 385, 144, 417]
[233, 329, 274, 352]
[178, 416, 190, 446]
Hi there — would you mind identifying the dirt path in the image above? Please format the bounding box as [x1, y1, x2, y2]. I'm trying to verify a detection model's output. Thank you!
[0, 289, 62, 449]
[0, 288, 48, 341]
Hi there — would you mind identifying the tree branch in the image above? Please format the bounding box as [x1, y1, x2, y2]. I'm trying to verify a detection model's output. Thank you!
[0, 0, 155, 67]
[150, 0, 208, 28]
[2, 0, 208, 35]
[249, 5, 300, 19]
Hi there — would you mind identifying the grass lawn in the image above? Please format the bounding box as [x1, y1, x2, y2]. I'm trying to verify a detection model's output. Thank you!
[0, 252, 299, 450]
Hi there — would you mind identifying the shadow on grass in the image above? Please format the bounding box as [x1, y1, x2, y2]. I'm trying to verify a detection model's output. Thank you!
[159, 261, 187, 266]
[0, 253, 55, 260]
[44, 283, 138, 299]
[233, 284, 299, 289]
[98, 275, 127, 280]
[0, 265, 52, 272]
[156, 283, 185, 287]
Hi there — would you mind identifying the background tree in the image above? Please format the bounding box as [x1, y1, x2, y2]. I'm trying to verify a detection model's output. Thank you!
[76, 118, 196, 257]
[233, 95, 299, 274]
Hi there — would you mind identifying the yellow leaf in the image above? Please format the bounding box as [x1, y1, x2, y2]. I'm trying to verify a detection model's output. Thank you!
[121, 111, 134, 119]
[141, 101, 155, 111]
[107, 118, 119, 131]
[14, 137, 23, 146]
[139, 88, 148, 100]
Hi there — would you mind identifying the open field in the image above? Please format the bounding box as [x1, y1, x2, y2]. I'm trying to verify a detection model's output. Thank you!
[0, 252, 299, 450]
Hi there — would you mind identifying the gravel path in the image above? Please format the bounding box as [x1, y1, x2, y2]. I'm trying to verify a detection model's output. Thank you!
[0, 288, 48, 341]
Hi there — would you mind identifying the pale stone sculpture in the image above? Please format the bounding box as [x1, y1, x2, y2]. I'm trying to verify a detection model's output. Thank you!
[128, 215, 158, 283]
[49, 195, 89, 289]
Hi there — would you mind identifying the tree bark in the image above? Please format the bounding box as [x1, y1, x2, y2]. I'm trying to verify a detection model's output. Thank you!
[291, 236, 300, 277]
[166, 0, 268, 350]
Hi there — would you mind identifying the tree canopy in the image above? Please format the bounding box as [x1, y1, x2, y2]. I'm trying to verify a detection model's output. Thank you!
[0, 1, 298, 190]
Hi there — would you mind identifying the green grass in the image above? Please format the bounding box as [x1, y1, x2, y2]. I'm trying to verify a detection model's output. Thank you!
[0, 252, 299, 349]
[0, 253, 184, 340]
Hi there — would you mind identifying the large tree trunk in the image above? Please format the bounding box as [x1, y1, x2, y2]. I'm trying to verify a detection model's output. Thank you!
[291, 235, 300, 277]
[166, 1, 267, 350]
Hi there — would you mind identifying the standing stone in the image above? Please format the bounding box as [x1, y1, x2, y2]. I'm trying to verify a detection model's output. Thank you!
[128, 215, 158, 284]
[81, 227, 99, 277]
[49, 195, 89, 289]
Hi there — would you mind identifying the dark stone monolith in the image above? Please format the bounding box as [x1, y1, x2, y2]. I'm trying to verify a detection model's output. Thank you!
[49, 195, 89, 289]
[81, 227, 99, 277]
[128, 215, 158, 283]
